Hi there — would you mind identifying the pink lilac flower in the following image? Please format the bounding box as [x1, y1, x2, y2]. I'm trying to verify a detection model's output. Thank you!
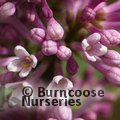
[7, 45, 37, 78]
[5, 81, 33, 107]
[5, 63, 47, 107]
[87, 24, 120, 46]
[47, 75, 73, 90]
[46, 75, 73, 100]
[82, 33, 107, 62]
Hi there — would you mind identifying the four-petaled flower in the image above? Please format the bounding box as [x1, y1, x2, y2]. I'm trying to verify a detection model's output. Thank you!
[7, 45, 37, 78]
[82, 33, 107, 62]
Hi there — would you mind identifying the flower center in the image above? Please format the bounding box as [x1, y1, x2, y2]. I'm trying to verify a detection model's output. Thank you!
[21, 56, 32, 68]
[57, 78, 67, 89]
[86, 45, 92, 51]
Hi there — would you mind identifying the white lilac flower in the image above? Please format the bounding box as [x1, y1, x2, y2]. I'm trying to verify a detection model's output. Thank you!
[46, 75, 73, 101]
[82, 33, 107, 62]
[5, 81, 33, 107]
[7, 45, 37, 78]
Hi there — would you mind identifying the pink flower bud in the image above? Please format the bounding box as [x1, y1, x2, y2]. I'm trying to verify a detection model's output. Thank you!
[105, 67, 120, 87]
[100, 50, 120, 67]
[47, 18, 64, 40]
[30, 28, 46, 43]
[87, 24, 120, 46]
[90, 61, 120, 87]
[56, 46, 72, 61]
[66, 55, 79, 75]
[42, 40, 58, 56]
[0, 2, 16, 18]
[80, 7, 96, 22]
[39, 1, 53, 21]
[100, 29, 120, 46]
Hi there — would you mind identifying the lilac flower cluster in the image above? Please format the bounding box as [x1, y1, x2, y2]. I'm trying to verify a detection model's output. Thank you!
[0, 0, 119, 120]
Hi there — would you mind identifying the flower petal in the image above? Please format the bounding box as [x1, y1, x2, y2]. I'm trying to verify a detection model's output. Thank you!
[91, 43, 107, 56]
[30, 55, 38, 68]
[14, 45, 29, 58]
[87, 33, 101, 45]
[84, 51, 96, 62]
[7, 59, 22, 72]
[19, 66, 32, 78]
[9, 87, 23, 106]
[5, 81, 23, 89]
[82, 39, 90, 50]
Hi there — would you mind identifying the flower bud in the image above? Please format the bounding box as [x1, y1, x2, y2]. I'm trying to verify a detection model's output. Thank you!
[80, 7, 96, 22]
[30, 28, 46, 43]
[105, 67, 120, 87]
[90, 61, 120, 87]
[42, 40, 58, 56]
[39, 1, 53, 21]
[100, 50, 120, 67]
[47, 18, 64, 40]
[66, 55, 79, 75]
[0, 2, 16, 18]
[56, 46, 72, 61]
[100, 29, 120, 46]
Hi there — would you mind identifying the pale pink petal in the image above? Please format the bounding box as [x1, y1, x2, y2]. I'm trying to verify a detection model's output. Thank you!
[84, 51, 96, 62]
[9, 87, 23, 106]
[87, 33, 101, 45]
[91, 43, 107, 56]
[82, 39, 89, 50]
[5, 81, 23, 89]
[7, 59, 22, 72]
[0, 56, 18, 68]
[19, 66, 32, 78]
[14, 45, 29, 58]
[30, 54, 37, 68]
